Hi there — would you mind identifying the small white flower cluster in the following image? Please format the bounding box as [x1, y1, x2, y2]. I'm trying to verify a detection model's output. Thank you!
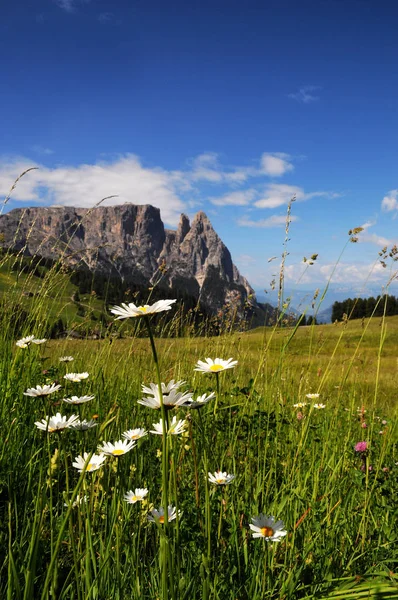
[294, 394, 326, 410]
[34, 413, 97, 432]
[64, 372, 89, 383]
[16, 336, 47, 348]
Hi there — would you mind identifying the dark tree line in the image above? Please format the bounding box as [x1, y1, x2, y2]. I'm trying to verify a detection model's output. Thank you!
[331, 295, 398, 322]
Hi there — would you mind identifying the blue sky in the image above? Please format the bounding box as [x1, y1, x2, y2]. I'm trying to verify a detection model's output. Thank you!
[1, 0, 398, 298]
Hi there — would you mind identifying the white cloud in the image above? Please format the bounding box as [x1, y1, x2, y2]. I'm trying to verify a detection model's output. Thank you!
[0, 155, 186, 226]
[359, 233, 392, 247]
[288, 86, 321, 104]
[190, 151, 294, 184]
[254, 184, 334, 209]
[53, 0, 89, 12]
[237, 215, 298, 228]
[260, 153, 294, 177]
[357, 220, 395, 247]
[0, 151, 327, 228]
[98, 12, 114, 23]
[209, 189, 257, 206]
[235, 254, 256, 267]
[381, 189, 398, 212]
[32, 146, 54, 156]
[190, 152, 224, 182]
[285, 260, 389, 285]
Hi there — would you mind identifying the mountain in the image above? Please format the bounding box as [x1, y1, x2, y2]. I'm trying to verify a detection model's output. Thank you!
[0, 204, 255, 317]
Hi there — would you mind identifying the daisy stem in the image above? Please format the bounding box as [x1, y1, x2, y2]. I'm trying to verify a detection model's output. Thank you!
[143, 315, 171, 600]
[57, 432, 69, 495]
[213, 372, 220, 416]
[189, 418, 200, 507]
[217, 491, 223, 542]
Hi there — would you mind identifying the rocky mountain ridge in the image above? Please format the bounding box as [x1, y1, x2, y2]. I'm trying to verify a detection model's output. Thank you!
[0, 204, 255, 315]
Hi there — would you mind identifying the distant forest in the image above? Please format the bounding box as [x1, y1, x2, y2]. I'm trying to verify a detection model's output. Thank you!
[331, 295, 398, 322]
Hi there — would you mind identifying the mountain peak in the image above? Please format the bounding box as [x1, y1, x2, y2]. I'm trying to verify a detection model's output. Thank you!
[0, 204, 255, 315]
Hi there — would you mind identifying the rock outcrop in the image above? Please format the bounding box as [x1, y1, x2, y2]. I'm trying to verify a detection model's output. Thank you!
[0, 204, 255, 315]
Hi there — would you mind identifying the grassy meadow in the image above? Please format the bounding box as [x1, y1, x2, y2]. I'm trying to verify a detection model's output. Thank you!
[1, 290, 398, 599]
[0, 197, 397, 599]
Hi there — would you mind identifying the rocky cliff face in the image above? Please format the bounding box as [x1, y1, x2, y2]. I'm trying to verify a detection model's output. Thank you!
[0, 204, 255, 314]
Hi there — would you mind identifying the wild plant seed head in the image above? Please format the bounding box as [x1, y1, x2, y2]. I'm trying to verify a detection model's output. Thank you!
[110, 299, 177, 319]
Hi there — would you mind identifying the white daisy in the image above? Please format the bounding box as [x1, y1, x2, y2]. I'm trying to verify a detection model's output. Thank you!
[64, 494, 88, 508]
[24, 383, 62, 397]
[124, 488, 148, 503]
[147, 505, 181, 523]
[16, 335, 36, 348]
[32, 338, 47, 345]
[138, 386, 193, 410]
[110, 299, 177, 319]
[181, 392, 216, 409]
[59, 356, 74, 362]
[98, 439, 136, 456]
[141, 380, 186, 396]
[35, 412, 79, 433]
[64, 372, 89, 383]
[72, 452, 107, 473]
[313, 403, 326, 409]
[194, 358, 238, 374]
[249, 514, 287, 541]
[122, 428, 148, 441]
[293, 402, 307, 408]
[150, 415, 187, 436]
[208, 470, 235, 485]
[62, 395, 95, 405]
[70, 419, 98, 431]
[305, 393, 320, 399]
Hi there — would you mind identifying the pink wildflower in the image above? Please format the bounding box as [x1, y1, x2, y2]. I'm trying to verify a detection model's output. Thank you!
[355, 441, 368, 453]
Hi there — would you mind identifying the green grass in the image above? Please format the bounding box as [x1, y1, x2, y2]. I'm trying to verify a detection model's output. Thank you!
[0, 302, 397, 599]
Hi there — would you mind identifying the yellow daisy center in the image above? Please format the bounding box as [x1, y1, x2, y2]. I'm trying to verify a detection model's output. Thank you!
[158, 516, 165, 524]
[86, 463, 93, 471]
[216, 477, 225, 484]
[138, 306, 149, 313]
[260, 526, 274, 538]
[210, 364, 223, 372]
[131, 496, 138, 502]
[112, 449, 125, 456]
